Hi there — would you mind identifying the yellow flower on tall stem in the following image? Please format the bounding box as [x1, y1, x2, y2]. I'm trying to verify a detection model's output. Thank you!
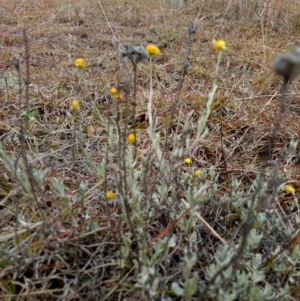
[70, 100, 80, 112]
[147, 44, 160, 133]
[194, 170, 201, 177]
[146, 44, 160, 57]
[110, 87, 117, 96]
[74, 58, 86, 69]
[213, 39, 226, 51]
[127, 133, 136, 144]
[115, 94, 123, 100]
[285, 185, 295, 196]
[106, 190, 115, 200]
[184, 158, 192, 165]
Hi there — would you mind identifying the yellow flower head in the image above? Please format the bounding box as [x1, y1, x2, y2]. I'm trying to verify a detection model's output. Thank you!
[74, 58, 86, 69]
[128, 133, 136, 144]
[213, 39, 227, 51]
[115, 94, 123, 100]
[184, 158, 192, 165]
[106, 190, 115, 200]
[70, 99, 80, 112]
[110, 87, 117, 96]
[194, 170, 201, 177]
[146, 44, 160, 57]
[285, 185, 295, 195]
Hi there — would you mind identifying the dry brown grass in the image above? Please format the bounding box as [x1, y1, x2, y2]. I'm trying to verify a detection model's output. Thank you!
[1, 0, 300, 300]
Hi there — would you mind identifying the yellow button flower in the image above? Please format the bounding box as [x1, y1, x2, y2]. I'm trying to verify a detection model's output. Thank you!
[194, 170, 201, 177]
[127, 133, 136, 144]
[285, 185, 295, 195]
[74, 58, 86, 69]
[213, 39, 226, 51]
[110, 87, 117, 96]
[184, 158, 192, 165]
[106, 190, 115, 200]
[115, 94, 123, 100]
[70, 100, 80, 112]
[146, 44, 160, 57]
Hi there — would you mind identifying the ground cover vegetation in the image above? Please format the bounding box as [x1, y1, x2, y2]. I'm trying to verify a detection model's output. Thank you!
[1, 0, 300, 300]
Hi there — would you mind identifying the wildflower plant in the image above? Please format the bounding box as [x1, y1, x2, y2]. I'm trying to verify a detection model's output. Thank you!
[146, 44, 160, 136]
[119, 44, 149, 160]
[2, 7, 300, 301]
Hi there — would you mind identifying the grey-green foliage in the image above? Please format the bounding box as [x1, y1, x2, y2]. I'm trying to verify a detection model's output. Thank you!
[136, 236, 177, 299]
[32, 168, 48, 189]
[204, 249, 287, 300]
[136, 265, 159, 298]
[0, 141, 45, 200]
[149, 235, 176, 266]
[284, 138, 298, 159]
[119, 232, 133, 269]
[0, 72, 19, 93]
[52, 177, 65, 197]
[201, 215, 292, 301]
[73, 181, 88, 204]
